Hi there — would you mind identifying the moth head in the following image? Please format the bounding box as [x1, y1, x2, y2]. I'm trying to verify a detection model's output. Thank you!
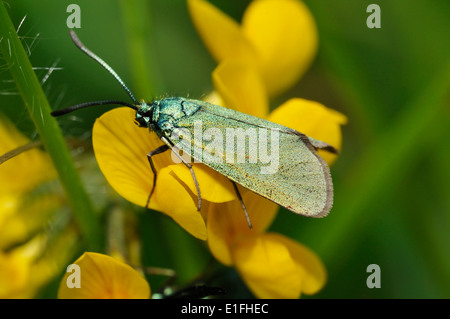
[135, 102, 154, 127]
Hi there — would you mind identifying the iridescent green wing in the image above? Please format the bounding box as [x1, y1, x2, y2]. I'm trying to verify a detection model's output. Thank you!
[171, 99, 334, 217]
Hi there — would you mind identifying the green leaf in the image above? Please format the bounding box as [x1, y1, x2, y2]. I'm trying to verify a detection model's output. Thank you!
[0, 2, 101, 251]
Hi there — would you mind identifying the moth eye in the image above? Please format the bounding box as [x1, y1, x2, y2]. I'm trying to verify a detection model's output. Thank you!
[135, 117, 147, 127]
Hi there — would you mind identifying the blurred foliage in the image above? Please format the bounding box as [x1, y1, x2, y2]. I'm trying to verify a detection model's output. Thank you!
[1, 0, 449, 298]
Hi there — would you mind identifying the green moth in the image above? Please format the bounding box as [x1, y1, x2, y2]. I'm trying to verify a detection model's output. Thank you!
[52, 31, 338, 226]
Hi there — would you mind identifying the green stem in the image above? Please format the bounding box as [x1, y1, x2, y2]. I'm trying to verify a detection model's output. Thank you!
[0, 140, 42, 164]
[0, 3, 101, 251]
[118, 0, 163, 99]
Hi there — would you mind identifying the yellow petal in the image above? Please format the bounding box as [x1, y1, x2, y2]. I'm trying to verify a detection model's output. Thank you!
[232, 232, 326, 298]
[92, 107, 168, 211]
[0, 116, 54, 194]
[58, 252, 150, 299]
[1, 233, 74, 298]
[153, 165, 208, 240]
[167, 163, 236, 204]
[212, 60, 269, 118]
[232, 233, 302, 299]
[188, 0, 257, 65]
[0, 250, 30, 298]
[0, 193, 19, 232]
[268, 98, 347, 165]
[0, 193, 58, 249]
[242, 0, 318, 97]
[207, 188, 278, 265]
[273, 233, 327, 295]
[206, 206, 232, 265]
[203, 91, 223, 106]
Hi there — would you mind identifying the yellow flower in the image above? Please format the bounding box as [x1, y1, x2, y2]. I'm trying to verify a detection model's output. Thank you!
[187, 2, 345, 297]
[90, 0, 346, 299]
[0, 116, 57, 243]
[0, 230, 77, 298]
[207, 193, 326, 298]
[58, 252, 150, 299]
[0, 244, 32, 298]
[0, 117, 55, 197]
[188, 0, 318, 98]
[0, 116, 70, 298]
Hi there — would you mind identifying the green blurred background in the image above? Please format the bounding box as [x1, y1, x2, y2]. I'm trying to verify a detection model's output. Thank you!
[1, 0, 449, 298]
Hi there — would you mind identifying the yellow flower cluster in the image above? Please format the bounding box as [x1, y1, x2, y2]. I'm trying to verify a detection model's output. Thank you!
[0, 117, 72, 298]
[87, 0, 346, 299]
[188, 0, 346, 298]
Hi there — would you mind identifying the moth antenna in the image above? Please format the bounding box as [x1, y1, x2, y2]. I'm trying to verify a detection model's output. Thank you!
[51, 100, 137, 117]
[69, 30, 139, 105]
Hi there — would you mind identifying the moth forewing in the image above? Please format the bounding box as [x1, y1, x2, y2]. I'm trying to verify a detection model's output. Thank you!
[169, 99, 334, 217]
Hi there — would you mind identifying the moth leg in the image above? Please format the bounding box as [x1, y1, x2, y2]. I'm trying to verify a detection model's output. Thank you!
[160, 136, 202, 211]
[146, 144, 170, 208]
[231, 181, 252, 229]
